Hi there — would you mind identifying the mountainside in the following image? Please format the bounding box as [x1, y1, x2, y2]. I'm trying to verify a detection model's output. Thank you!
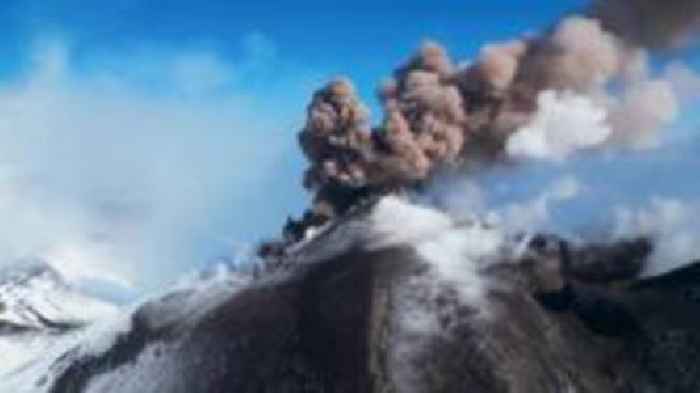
[3, 197, 700, 393]
[0, 259, 118, 382]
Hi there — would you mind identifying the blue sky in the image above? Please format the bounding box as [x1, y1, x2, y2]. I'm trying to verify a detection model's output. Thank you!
[0, 1, 589, 97]
[0, 0, 697, 295]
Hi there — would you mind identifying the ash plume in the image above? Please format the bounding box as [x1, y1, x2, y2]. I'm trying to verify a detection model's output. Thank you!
[285, 1, 700, 242]
[592, 0, 700, 49]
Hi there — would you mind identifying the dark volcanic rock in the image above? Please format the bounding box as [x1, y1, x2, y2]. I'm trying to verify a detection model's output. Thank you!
[34, 226, 700, 393]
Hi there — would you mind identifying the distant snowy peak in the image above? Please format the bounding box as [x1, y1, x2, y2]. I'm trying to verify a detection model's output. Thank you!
[0, 259, 118, 333]
[0, 258, 65, 288]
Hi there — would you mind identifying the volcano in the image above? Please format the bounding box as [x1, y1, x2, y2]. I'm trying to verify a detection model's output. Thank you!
[3, 0, 700, 391]
[2, 198, 700, 393]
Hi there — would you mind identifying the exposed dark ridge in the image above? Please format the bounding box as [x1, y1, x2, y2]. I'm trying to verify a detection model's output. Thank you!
[566, 238, 653, 284]
[630, 261, 700, 292]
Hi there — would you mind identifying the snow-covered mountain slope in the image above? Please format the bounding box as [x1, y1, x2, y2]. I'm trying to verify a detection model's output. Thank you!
[1, 266, 250, 393]
[0, 259, 119, 377]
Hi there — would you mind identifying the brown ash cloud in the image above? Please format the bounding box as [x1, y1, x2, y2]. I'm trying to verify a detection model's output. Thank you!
[279, 1, 700, 246]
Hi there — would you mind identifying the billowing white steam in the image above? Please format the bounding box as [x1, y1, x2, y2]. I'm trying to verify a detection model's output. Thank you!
[506, 91, 612, 161]
[367, 197, 510, 393]
[614, 198, 700, 276]
[371, 196, 507, 303]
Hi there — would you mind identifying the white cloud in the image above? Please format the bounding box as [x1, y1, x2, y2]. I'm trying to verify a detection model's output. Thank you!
[169, 52, 234, 95]
[489, 175, 581, 232]
[614, 198, 700, 276]
[0, 36, 315, 295]
[506, 90, 612, 161]
[665, 61, 700, 102]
